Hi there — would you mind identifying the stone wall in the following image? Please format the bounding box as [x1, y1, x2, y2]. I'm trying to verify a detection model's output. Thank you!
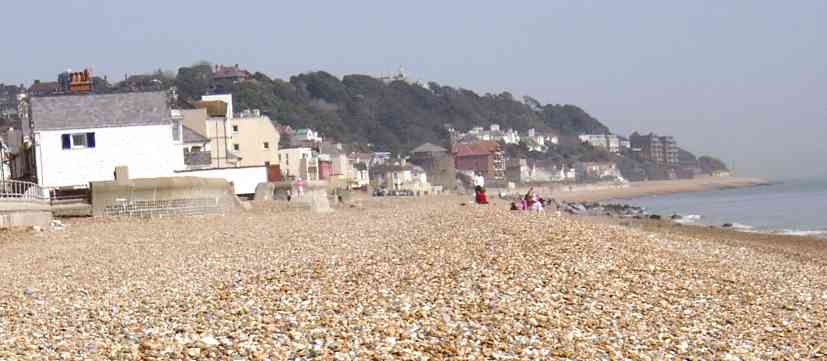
[90, 176, 241, 217]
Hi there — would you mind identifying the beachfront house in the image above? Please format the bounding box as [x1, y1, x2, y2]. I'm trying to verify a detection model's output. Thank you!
[18, 91, 184, 189]
[278, 147, 319, 180]
[370, 161, 432, 194]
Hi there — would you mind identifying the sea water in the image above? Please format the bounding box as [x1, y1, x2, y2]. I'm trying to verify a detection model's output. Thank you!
[619, 177, 827, 238]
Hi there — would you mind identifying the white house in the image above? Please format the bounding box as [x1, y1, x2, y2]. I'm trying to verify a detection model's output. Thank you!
[290, 128, 322, 146]
[579, 134, 621, 153]
[25, 91, 183, 189]
[278, 147, 319, 180]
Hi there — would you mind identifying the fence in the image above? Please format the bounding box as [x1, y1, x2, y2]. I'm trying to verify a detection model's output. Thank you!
[0, 180, 49, 202]
[101, 198, 225, 218]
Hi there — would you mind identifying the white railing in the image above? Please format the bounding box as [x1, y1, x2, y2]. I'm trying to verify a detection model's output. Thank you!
[0, 180, 49, 201]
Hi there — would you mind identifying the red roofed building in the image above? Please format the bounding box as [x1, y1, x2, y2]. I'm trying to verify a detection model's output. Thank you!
[453, 140, 505, 178]
[28, 81, 60, 97]
[214, 64, 250, 82]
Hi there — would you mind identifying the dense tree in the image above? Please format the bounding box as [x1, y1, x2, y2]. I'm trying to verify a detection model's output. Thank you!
[698, 156, 729, 173]
[172, 66, 614, 154]
[175, 62, 214, 100]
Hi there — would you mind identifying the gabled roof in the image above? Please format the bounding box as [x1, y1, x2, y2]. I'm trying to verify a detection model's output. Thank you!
[182, 125, 208, 144]
[30, 91, 171, 131]
[411, 142, 447, 154]
[453, 140, 500, 157]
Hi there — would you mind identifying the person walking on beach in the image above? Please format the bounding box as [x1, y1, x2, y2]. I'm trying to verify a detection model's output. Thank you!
[295, 177, 305, 198]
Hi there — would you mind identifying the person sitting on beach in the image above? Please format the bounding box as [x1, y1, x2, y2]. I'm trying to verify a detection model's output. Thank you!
[475, 185, 489, 204]
[524, 188, 535, 207]
[530, 193, 544, 212]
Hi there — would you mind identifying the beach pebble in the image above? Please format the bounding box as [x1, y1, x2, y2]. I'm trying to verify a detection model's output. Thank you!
[0, 195, 823, 359]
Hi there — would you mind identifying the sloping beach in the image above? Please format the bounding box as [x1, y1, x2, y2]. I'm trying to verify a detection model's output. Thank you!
[0, 195, 823, 359]
[550, 176, 768, 203]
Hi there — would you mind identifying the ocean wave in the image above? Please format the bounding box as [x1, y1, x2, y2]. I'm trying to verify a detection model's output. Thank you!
[727, 223, 754, 230]
[673, 214, 702, 224]
[773, 229, 827, 238]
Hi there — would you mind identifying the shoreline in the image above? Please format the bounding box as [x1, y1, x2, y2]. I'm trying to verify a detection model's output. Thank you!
[549, 176, 768, 203]
[583, 214, 827, 261]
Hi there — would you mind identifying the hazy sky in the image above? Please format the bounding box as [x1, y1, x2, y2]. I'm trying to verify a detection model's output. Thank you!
[2, 1, 825, 180]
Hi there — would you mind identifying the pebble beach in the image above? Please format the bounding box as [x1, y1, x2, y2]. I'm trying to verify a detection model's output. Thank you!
[1, 196, 825, 360]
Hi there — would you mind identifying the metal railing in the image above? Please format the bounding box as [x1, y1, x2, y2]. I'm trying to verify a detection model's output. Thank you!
[0, 179, 48, 201]
[102, 198, 224, 218]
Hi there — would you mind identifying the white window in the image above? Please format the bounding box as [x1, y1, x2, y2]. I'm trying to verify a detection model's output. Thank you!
[62, 133, 95, 149]
[71, 134, 87, 147]
[233, 144, 240, 151]
[232, 125, 239, 133]
[263, 142, 270, 149]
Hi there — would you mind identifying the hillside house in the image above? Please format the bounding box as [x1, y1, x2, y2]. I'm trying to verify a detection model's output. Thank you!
[290, 128, 322, 147]
[579, 134, 622, 153]
[630, 132, 678, 165]
[213, 64, 250, 83]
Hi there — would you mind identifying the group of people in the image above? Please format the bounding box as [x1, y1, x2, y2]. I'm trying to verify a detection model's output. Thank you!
[286, 177, 305, 202]
[510, 187, 545, 212]
[471, 173, 546, 213]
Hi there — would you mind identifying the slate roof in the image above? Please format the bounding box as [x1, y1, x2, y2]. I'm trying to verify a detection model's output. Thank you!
[29, 91, 171, 131]
[411, 142, 448, 154]
[182, 125, 208, 144]
[452, 140, 500, 157]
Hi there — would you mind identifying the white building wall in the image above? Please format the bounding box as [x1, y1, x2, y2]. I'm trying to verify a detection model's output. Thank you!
[175, 166, 266, 194]
[35, 125, 183, 189]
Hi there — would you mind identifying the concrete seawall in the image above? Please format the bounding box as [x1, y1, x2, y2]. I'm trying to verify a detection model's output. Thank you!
[90, 176, 241, 217]
[0, 201, 52, 228]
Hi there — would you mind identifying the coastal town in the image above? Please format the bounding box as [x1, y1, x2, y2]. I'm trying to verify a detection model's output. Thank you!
[1, 65, 822, 360]
[0, 65, 732, 219]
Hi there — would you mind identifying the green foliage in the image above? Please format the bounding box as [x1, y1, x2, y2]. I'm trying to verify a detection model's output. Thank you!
[175, 63, 214, 100]
[172, 67, 612, 154]
[698, 156, 728, 173]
